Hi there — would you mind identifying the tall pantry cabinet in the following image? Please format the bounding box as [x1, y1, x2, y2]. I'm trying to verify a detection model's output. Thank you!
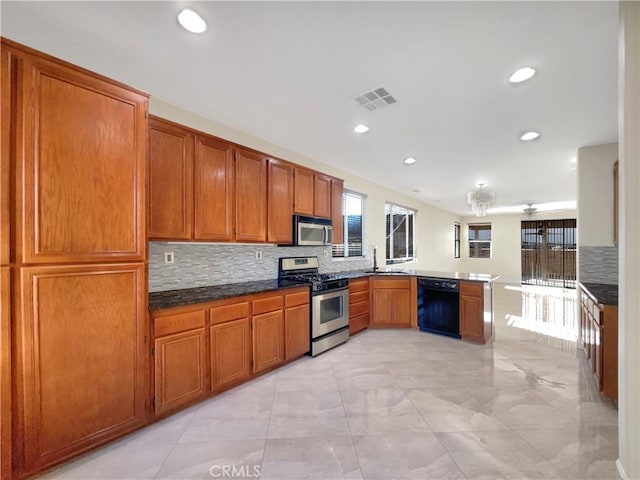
[2, 39, 148, 479]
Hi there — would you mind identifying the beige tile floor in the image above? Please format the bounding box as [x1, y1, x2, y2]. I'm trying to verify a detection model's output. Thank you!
[39, 283, 618, 480]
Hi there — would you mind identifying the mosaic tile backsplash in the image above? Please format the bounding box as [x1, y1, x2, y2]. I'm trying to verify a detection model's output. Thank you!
[579, 245, 619, 285]
[148, 242, 373, 292]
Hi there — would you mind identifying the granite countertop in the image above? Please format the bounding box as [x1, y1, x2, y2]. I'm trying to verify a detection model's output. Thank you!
[580, 282, 618, 306]
[149, 280, 309, 311]
[150, 270, 499, 311]
[332, 269, 499, 282]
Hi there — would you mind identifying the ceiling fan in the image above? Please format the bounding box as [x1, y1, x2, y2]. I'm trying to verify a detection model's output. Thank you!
[523, 203, 538, 217]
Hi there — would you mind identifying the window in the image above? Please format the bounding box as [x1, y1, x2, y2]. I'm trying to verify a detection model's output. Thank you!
[454, 223, 461, 258]
[332, 190, 365, 258]
[385, 203, 416, 264]
[469, 224, 492, 258]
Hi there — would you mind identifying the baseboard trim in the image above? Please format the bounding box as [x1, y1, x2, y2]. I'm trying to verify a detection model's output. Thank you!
[616, 459, 629, 480]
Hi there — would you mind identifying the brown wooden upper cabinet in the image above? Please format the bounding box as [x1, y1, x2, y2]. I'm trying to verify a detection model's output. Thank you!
[331, 178, 344, 244]
[148, 117, 343, 244]
[314, 173, 332, 218]
[1, 48, 11, 266]
[294, 167, 315, 216]
[14, 50, 147, 264]
[148, 118, 194, 239]
[235, 147, 268, 242]
[267, 159, 294, 244]
[194, 135, 235, 241]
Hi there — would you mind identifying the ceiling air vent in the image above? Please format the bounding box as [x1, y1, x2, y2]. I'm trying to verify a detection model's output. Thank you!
[355, 86, 397, 112]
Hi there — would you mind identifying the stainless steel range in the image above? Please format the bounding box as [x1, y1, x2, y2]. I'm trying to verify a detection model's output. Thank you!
[278, 256, 349, 356]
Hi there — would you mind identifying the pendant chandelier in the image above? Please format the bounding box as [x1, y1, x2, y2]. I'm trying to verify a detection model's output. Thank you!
[466, 183, 495, 217]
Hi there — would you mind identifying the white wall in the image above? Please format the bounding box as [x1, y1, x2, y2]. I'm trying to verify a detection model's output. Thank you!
[577, 142, 618, 247]
[617, 2, 640, 479]
[149, 98, 463, 273]
[458, 210, 577, 284]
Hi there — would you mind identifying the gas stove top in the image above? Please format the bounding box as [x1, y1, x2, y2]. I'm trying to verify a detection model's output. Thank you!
[278, 257, 348, 293]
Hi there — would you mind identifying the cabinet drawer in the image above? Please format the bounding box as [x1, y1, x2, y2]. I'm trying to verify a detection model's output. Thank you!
[349, 278, 369, 292]
[350, 313, 369, 335]
[460, 281, 483, 297]
[210, 302, 250, 325]
[253, 295, 283, 315]
[372, 278, 410, 289]
[285, 290, 309, 308]
[349, 300, 369, 318]
[154, 310, 206, 337]
[349, 290, 369, 304]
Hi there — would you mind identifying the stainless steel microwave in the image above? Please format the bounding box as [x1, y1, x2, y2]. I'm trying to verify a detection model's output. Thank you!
[293, 215, 333, 246]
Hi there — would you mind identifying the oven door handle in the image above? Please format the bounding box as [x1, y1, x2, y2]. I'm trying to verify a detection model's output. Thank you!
[322, 226, 328, 245]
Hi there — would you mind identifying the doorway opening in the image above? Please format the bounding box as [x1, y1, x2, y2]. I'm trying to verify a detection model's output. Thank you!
[521, 219, 577, 288]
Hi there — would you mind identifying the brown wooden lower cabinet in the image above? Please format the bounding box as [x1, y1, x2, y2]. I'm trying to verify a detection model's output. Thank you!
[371, 277, 414, 327]
[349, 277, 370, 335]
[210, 317, 252, 390]
[252, 310, 285, 373]
[14, 263, 147, 477]
[153, 309, 207, 415]
[282, 288, 311, 360]
[459, 281, 492, 343]
[1, 266, 11, 480]
[580, 285, 618, 401]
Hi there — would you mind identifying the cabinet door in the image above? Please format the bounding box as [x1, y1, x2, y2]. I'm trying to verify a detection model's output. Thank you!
[591, 314, 603, 390]
[148, 118, 193, 239]
[0, 267, 10, 480]
[294, 168, 314, 215]
[194, 135, 234, 241]
[350, 313, 370, 336]
[372, 289, 393, 325]
[331, 178, 344, 244]
[235, 148, 267, 242]
[267, 159, 293, 244]
[17, 56, 146, 264]
[252, 311, 284, 373]
[15, 264, 146, 475]
[155, 328, 207, 415]
[390, 289, 411, 326]
[285, 304, 310, 360]
[314, 174, 332, 218]
[210, 318, 251, 390]
[1, 48, 10, 265]
[460, 294, 484, 341]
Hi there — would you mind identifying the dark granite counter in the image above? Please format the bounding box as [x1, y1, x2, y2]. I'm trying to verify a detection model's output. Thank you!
[150, 270, 499, 311]
[580, 282, 618, 306]
[332, 269, 499, 283]
[149, 280, 309, 311]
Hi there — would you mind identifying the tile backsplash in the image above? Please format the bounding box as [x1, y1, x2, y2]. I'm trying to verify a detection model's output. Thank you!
[579, 245, 619, 285]
[148, 242, 373, 292]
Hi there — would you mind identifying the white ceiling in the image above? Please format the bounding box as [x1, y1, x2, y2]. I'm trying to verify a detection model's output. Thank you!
[1, 1, 619, 215]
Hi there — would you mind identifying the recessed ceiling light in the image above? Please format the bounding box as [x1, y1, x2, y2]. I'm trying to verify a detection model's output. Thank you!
[354, 124, 370, 133]
[509, 67, 536, 83]
[520, 131, 540, 141]
[403, 157, 416, 165]
[178, 9, 207, 34]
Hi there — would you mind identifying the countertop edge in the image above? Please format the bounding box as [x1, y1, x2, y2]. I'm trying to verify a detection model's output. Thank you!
[148, 282, 309, 311]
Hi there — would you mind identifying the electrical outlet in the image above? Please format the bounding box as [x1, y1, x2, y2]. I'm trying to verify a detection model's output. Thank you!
[164, 252, 174, 264]
[255, 251, 263, 260]
[324, 249, 329, 258]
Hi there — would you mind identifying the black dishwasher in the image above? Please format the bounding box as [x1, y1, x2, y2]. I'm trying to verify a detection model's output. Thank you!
[417, 278, 461, 338]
